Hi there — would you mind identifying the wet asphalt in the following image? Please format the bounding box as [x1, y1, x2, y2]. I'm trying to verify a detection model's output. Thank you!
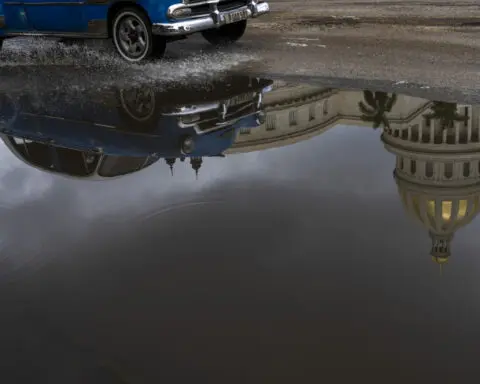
[3, 18, 480, 99]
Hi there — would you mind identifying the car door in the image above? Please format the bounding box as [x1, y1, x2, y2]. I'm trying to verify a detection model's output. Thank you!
[2, 2, 32, 31]
[23, 0, 86, 33]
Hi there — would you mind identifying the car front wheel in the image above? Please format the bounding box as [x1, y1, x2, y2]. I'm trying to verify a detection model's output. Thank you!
[201, 20, 247, 46]
[112, 7, 161, 63]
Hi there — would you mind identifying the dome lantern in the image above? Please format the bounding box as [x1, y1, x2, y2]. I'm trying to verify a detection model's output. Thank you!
[429, 232, 452, 261]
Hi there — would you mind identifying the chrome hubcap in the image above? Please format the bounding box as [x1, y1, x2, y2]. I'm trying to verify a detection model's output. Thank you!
[117, 16, 148, 58]
[121, 89, 155, 120]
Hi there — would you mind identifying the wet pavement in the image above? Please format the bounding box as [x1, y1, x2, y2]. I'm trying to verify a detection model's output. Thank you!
[1, 70, 480, 383]
[3, 25, 480, 96]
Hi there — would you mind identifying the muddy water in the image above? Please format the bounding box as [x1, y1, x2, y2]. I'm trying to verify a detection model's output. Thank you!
[1, 69, 480, 383]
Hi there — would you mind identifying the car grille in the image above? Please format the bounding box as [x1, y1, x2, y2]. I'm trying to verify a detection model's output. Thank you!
[187, 0, 249, 18]
[194, 102, 258, 133]
[186, 0, 247, 4]
[219, 0, 249, 11]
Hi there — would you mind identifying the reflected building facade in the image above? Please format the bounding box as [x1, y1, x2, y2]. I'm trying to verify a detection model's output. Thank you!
[227, 82, 431, 153]
[382, 102, 480, 266]
[227, 82, 480, 265]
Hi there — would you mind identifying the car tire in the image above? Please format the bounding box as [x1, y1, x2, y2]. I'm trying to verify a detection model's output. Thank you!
[151, 35, 166, 59]
[201, 20, 247, 46]
[116, 87, 160, 132]
[112, 7, 154, 63]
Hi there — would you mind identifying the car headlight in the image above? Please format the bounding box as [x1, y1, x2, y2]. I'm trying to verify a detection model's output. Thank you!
[262, 85, 273, 93]
[180, 114, 200, 125]
[256, 111, 266, 125]
[181, 136, 195, 154]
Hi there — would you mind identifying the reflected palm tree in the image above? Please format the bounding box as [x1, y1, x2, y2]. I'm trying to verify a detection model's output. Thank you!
[358, 90, 397, 129]
[423, 101, 469, 129]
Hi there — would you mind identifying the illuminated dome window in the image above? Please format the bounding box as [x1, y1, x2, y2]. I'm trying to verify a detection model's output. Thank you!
[426, 200, 468, 223]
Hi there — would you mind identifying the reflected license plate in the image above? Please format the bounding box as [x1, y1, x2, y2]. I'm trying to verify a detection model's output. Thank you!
[223, 9, 249, 24]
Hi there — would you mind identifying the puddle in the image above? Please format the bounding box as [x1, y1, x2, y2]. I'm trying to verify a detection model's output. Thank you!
[1, 75, 479, 268]
[1, 72, 480, 382]
[0, 38, 257, 92]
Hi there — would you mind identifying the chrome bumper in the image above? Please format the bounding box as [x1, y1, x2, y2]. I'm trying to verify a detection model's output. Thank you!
[152, 1, 270, 36]
[163, 103, 221, 117]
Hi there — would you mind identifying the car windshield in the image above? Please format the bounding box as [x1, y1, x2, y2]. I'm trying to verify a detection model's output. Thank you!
[6, 137, 99, 177]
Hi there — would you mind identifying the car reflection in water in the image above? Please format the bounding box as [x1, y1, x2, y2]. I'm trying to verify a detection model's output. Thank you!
[0, 76, 272, 179]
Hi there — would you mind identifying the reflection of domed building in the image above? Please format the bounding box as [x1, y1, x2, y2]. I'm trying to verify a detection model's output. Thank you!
[227, 82, 480, 266]
[382, 103, 480, 266]
[227, 81, 336, 153]
[227, 82, 431, 154]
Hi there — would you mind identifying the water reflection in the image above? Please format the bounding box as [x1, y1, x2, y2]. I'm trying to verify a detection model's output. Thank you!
[229, 81, 480, 267]
[382, 101, 480, 268]
[2, 78, 480, 382]
[0, 76, 272, 179]
[359, 90, 397, 129]
[1, 78, 479, 268]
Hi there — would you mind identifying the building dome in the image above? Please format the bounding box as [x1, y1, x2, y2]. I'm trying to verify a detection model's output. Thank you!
[396, 176, 480, 262]
[383, 103, 480, 265]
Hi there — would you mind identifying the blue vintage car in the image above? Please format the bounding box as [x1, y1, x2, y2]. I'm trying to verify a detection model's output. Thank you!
[0, 0, 269, 62]
[0, 76, 272, 179]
